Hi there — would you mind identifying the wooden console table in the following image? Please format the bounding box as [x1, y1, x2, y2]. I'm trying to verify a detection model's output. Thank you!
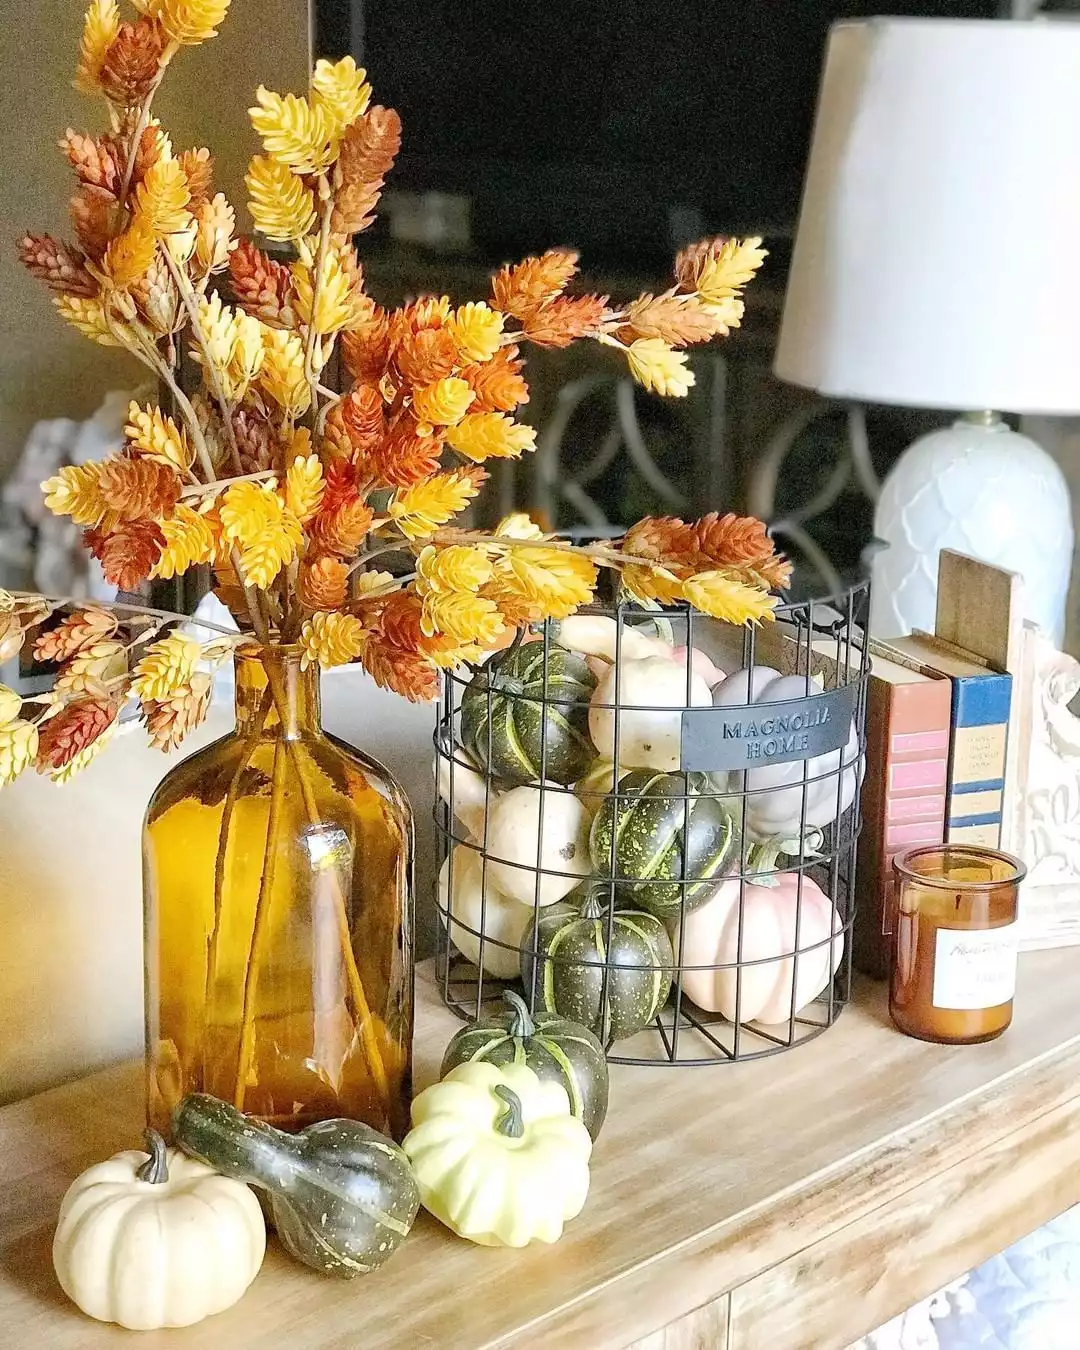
[3, 952, 1080, 1349]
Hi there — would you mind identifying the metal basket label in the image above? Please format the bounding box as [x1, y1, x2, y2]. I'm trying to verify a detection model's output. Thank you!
[680, 683, 858, 773]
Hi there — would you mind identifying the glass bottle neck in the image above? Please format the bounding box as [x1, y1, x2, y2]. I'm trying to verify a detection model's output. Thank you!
[234, 645, 321, 740]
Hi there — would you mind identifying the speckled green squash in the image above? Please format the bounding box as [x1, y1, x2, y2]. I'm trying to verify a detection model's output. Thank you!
[520, 884, 674, 1043]
[460, 642, 597, 786]
[440, 991, 609, 1139]
[589, 769, 738, 919]
[173, 1094, 418, 1279]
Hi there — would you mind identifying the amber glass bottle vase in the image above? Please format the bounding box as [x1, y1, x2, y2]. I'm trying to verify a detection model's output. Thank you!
[143, 645, 414, 1139]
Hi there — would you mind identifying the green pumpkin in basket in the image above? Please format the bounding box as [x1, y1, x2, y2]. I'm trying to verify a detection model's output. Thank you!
[460, 641, 597, 787]
[520, 883, 674, 1043]
[589, 769, 739, 920]
[440, 990, 609, 1140]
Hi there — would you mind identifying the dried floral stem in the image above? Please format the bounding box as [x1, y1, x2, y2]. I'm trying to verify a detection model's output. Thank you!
[7, 592, 241, 639]
[233, 737, 287, 1111]
[303, 187, 334, 424]
[117, 46, 178, 208]
[181, 470, 276, 499]
[159, 245, 245, 476]
[436, 529, 665, 571]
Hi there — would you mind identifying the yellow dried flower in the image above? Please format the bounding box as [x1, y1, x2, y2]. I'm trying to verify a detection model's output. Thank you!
[194, 192, 235, 274]
[42, 463, 107, 526]
[53, 295, 130, 348]
[285, 448, 325, 523]
[494, 512, 547, 540]
[291, 239, 365, 335]
[299, 611, 366, 670]
[134, 157, 193, 237]
[0, 720, 39, 787]
[102, 218, 157, 289]
[420, 589, 505, 648]
[311, 56, 371, 137]
[621, 563, 686, 607]
[490, 546, 597, 621]
[75, 0, 120, 94]
[224, 311, 266, 399]
[245, 155, 317, 243]
[353, 569, 396, 597]
[681, 570, 778, 625]
[55, 639, 127, 696]
[141, 672, 212, 750]
[195, 291, 240, 367]
[249, 87, 335, 174]
[411, 378, 475, 427]
[152, 504, 216, 579]
[131, 632, 203, 701]
[0, 685, 22, 727]
[695, 237, 767, 305]
[125, 401, 194, 473]
[388, 468, 482, 540]
[626, 338, 695, 398]
[446, 412, 537, 463]
[258, 328, 310, 415]
[699, 294, 745, 335]
[156, 0, 231, 46]
[447, 301, 504, 364]
[51, 720, 116, 783]
[219, 480, 303, 587]
[416, 544, 494, 594]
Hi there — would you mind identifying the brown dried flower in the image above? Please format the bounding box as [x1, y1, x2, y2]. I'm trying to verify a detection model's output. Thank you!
[33, 607, 118, 664]
[142, 672, 212, 751]
[619, 293, 722, 346]
[520, 295, 607, 348]
[360, 634, 438, 702]
[370, 418, 443, 488]
[18, 234, 98, 298]
[394, 326, 457, 387]
[339, 385, 385, 459]
[36, 697, 118, 773]
[97, 456, 181, 522]
[86, 520, 165, 591]
[694, 512, 772, 566]
[59, 130, 121, 194]
[340, 302, 391, 382]
[491, 249, 579, 319]
[69, 186, 120, 261]
[178, 148, 214, 207]
[298, 556, 349, 610]
[622, 515, 701, 567]
[99, 18, 166, 106]
[336, 106, 403, 186]
[232, 408, 276, 474]
[310, 498, 375, 557]
[228, 239, 297, 329]
[459, 345, 529, 413]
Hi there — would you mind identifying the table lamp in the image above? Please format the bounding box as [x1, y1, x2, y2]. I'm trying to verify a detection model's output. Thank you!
[774, 18, 1080, 644]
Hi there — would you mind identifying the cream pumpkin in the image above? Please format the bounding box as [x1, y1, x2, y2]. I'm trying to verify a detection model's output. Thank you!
[589, 655, 711, 771]
[53, 1131, 265, 1330]
[673, 873, 845, 1024]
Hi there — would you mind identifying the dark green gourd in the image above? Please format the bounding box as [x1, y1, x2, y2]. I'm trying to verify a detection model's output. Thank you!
[520, 884, 674, 1043]
[173, 1094, 419, 1279]
[440, 990, 609, 1140]
[589, 769, 738, 918]
[459, 641, 597, 786]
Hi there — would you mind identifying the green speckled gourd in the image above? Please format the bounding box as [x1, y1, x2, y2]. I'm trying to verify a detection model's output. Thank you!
[589, 769, 738, 919]
[520, 884, 673, 1043]
[172, 1094, 418, 1279]
[440, 991, 609, 1140]
[460, 642, 597, 786]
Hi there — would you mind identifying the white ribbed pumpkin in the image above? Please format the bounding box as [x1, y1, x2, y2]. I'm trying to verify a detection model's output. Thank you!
[53, 1132, 265, 1330]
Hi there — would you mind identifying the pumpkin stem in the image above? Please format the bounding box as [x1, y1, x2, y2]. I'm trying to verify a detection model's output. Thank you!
[503, 991, 536, 1039]
[578, 886, 608, 922]
[493, 1085, 525, 1139]
[136, 1129, 169, 1184]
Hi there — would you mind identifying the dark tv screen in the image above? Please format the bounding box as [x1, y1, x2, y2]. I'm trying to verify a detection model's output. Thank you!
[319, 1, 997, 264]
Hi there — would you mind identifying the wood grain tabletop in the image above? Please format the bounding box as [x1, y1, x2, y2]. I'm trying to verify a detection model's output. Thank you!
[3, 953, 1080, 1350]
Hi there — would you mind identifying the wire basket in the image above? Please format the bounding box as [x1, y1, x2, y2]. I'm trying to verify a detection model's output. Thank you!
[434, 583, 869, 1065]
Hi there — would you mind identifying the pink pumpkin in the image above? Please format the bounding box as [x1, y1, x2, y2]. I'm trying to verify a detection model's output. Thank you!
[673, 873, 844, 1024]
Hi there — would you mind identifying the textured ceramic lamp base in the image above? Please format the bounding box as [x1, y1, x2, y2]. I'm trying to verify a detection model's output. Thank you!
[870, 413, 1073, 645]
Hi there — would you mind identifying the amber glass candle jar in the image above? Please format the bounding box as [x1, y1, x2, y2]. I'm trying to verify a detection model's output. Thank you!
[889, 845, 1026, 1045]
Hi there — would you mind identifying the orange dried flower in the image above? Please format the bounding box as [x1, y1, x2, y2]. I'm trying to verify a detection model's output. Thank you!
[340, 302, 391, 382]
[228, 239, 297, 329]
[459, 345, 529, 413]
[128, 123, 164, 187]
[693, 512, 773, 566]
[620, 293, 722, 347]
[340, 385, 385, 458]
[394, 326, 457, 387]
[86, 520, 165, 591]
[675, 237, 727, 290]
[336, 105, 402, 185]
[374, 589, 425, 652]
[520, 294, 607, 348]
[232, 408, 275, 474]
[59, 129, 121, 194]
[740, 553, 793, 592]
[321, 402, 356, 463]
[178, 148, 214, 207]
[36, 697, 117, 773]
[33, 607, 118, 664]
[18, 233, 97, 298]
[99, 18, 166, 106]
[491, 249, 579, 318]
[310, 498, 375, 557]
[331, 180, 382, 238]
[299, 556, 349, 610]
[361, 634, 438, 702]
[142, 673, 212, 751]
[622, 515, 701, 568]
[69, 186, 119, 261]
[97, 456, 181, 522]
[320, 459, 359, 515]
[370, 418, 443, 488]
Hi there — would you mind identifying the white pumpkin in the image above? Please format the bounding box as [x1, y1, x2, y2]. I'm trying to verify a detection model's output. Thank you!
[671, 644, 726, 689]
[672, 873, 844, 1024]
[434, 737, 497, 842]
[485, 781, 590, 905]
[438, 846, 533, 977]
[589, 655, 711, 771]
[53, 1131, 265, 1331]
[554, 614, 671, 663]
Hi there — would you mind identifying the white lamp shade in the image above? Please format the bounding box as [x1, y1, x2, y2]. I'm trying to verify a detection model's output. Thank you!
[775, 19, 1080, 415]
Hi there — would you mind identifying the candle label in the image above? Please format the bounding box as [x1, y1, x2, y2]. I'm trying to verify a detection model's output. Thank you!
[932, 923, 1019, 1011]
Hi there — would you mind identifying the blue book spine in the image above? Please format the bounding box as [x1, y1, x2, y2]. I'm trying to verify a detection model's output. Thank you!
[946, 672, 1012, 847]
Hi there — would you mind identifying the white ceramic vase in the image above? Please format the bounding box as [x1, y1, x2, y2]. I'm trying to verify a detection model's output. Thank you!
[870, 414, 1074, 645]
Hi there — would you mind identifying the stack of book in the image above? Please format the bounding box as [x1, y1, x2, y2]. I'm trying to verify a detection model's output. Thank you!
[855, 632, 1012, 978]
